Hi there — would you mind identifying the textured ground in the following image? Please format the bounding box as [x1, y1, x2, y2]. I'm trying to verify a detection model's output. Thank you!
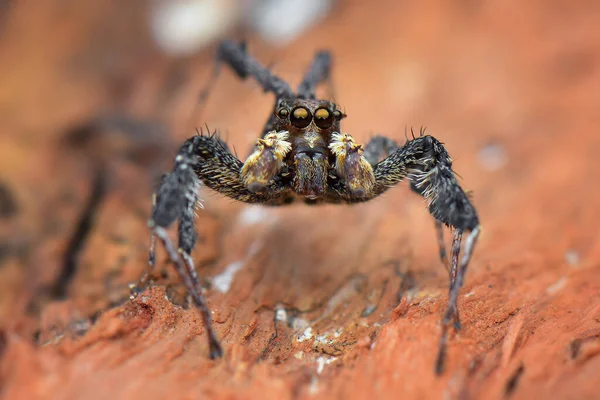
[1, 1, 600, 399]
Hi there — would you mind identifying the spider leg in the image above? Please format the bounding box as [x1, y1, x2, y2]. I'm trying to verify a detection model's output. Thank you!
[339, 134, 480, 374]
[406, 136, 480, 375]
[363, 135, 451, 269]
[363, 135, 400, 166]
[190, 134, 290, 203]
[217, 40, 294, 99]
[297, 51, 332, 100]
[146, 142, 223, 358]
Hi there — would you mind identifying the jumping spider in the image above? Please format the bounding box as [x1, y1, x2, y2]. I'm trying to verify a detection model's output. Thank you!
[144, 40, 481, 374]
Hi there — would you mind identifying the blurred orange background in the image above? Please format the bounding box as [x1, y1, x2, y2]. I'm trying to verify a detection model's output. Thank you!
[1, 1, 599, 399]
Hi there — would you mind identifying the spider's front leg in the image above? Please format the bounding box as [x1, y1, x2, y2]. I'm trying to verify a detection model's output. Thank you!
[141, 133, 292, 359]
[364, 135, 451, 270]
[144, 137, 223, 359]
[408, 136, 481, 375]
[354, 134, 481, 374]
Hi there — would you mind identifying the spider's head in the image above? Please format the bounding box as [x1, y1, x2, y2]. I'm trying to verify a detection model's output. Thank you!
[271, 99, 346, 198]
[273, 99, 345, 137]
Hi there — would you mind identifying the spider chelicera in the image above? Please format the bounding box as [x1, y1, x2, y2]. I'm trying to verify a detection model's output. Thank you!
[142, 40, 481, 374]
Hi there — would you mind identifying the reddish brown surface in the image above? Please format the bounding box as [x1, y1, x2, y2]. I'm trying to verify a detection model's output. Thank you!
[1, 1, 600, 399]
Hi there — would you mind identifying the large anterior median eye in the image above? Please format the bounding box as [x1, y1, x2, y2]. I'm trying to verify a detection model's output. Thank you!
[314, 108, 333, 129]
[290, 106, 311, 128]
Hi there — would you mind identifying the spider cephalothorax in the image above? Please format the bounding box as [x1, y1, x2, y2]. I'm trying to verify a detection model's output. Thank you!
[139, 40, 481, 375]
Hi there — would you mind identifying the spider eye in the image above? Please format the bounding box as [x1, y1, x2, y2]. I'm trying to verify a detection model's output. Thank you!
[290, 107, 311, 128]
[277, 108, 289, 118]
[314, 108, 333, 129]
[333, 110, 344, 120]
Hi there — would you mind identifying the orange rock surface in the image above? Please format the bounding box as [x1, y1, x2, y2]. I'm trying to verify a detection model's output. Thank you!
[1, 1, 600, 399]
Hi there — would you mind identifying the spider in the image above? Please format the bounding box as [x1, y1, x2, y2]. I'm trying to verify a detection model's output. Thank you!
[144, 40, 481, 375]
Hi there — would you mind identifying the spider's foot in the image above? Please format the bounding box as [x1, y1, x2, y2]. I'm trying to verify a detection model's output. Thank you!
[209, 338, 224, 359]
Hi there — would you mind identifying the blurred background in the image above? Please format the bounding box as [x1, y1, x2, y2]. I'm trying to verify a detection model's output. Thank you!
[1, 0, 600, 398]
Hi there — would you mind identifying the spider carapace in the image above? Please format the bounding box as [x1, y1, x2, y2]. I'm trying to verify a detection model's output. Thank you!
[141, 40, 481, 375]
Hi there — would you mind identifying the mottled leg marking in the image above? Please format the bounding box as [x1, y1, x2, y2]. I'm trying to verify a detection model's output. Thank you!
[241, 130, 291, 192]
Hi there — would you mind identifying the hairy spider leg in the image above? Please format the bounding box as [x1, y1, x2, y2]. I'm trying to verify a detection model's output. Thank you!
[147, 137, 226, 359]
[215, 41, 336, 138]
[296, 51, 333, 100]
[363, 134, 451, 269]
[357, 134, 481, 375]
[435, 226, 480, 374]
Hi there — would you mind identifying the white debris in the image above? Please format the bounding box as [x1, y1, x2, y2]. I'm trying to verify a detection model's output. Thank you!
[291, 317, 310, 331]
[212, 241, 263, 293]
[238, 205, 278, 227]
[297, 327, 313, 342]
[316, 356, 336, 375]
[564, 249, 580, 267]
[478, 142, 508, 171]
[275, 307, 288, 323]
[547, 277, 568, 295]
[212, 260, 244, 293]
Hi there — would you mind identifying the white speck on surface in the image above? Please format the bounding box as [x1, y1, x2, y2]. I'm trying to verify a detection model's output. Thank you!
[564, 249, 580, 266]
[316, 357, 326, 374]
[211, 240, 263, 293]
[238, 205, 277, 226]
[212, 260, 244, 293]
[274, 307, 288, 324]
[247, 0, 333, 46]
[297, 327, 313, 342]
[291, 317, 310, 331]
[316, 356, 337, 375]
[478, 142, 508, 171]
[315, 332, 330, 345]
[547, 277, 568, 295]
[308, 376, 319, 394]
[247, 240, 264, 256]
[464, 291, 476, 298]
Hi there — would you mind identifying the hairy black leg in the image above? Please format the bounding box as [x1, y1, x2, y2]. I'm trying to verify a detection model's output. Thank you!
[297, 51, 332, 100]
[147, 142, 223, 358]
[130, 195, 159, 298]
[152, 226, 222, 358]
[448, 229, 463, 330]
[196, 40, 296, 139]
[218, 40, 294, 99]
[177, 179, 223, 359]
[363, 135, 400, 166]
[190, 134, 290, 204]
[436, 221, 450, 271]
[407, 136, 480, 374]
[435, 227, 480, 374]
[336, 134, 481, 374]
[364, 134, 450, 270]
